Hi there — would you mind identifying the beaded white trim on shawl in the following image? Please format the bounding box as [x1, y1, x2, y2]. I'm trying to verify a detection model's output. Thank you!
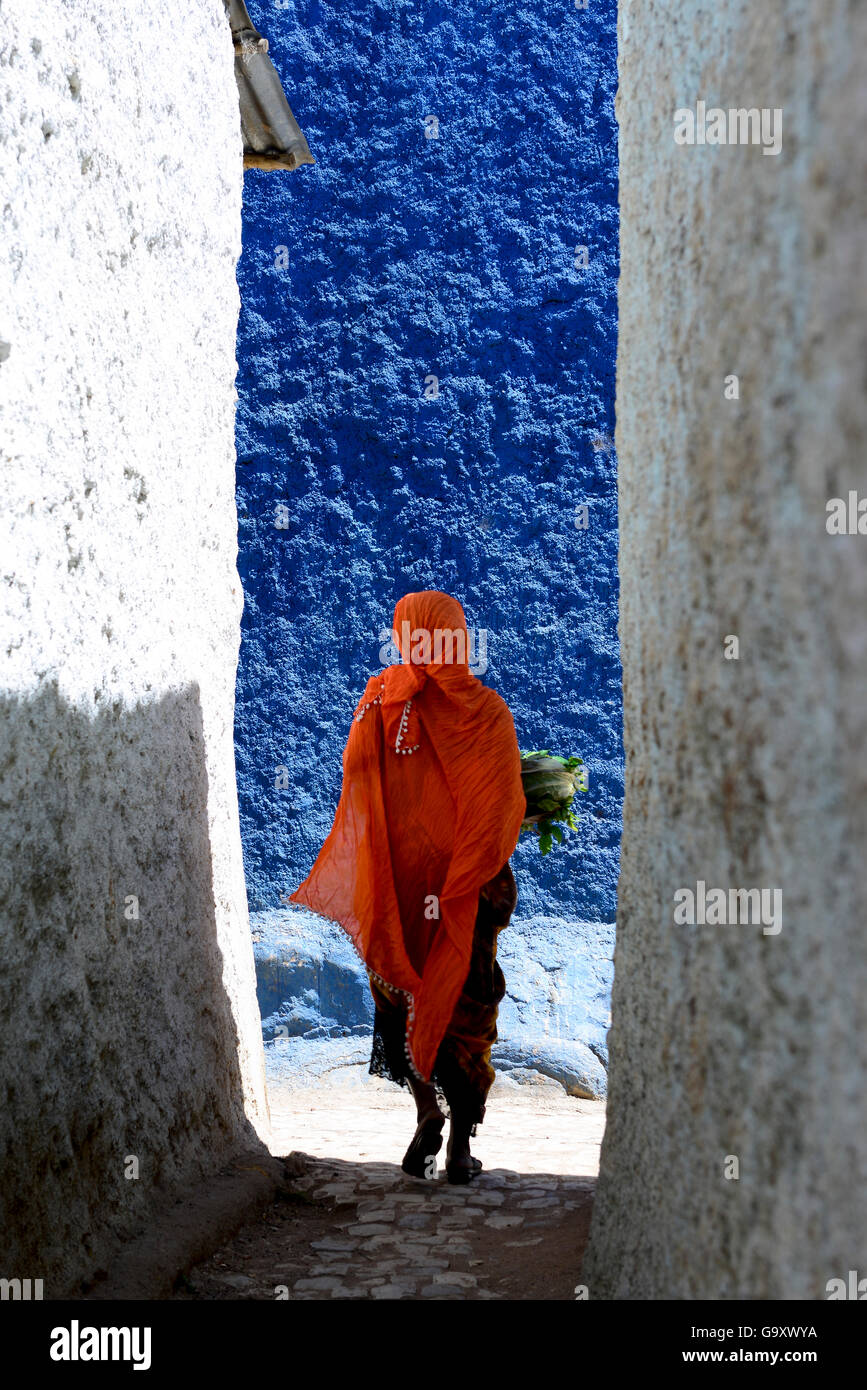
[355, 683, 420, 755]
[354, 680, 384, 721]
[394, 699, 420, 755]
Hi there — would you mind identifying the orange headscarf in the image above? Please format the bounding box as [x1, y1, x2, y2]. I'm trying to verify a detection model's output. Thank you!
[290, 591, 526, 1081]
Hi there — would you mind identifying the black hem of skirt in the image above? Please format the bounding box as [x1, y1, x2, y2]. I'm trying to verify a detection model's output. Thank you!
[368, 1009, 481, 1135]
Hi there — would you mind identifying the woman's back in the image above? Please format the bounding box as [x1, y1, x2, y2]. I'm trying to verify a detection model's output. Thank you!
[292, 588, 526, 1084]
[380, 681, 456, 975]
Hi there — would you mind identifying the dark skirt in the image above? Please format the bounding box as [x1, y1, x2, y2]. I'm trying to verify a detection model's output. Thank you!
[368, 861, 517, 1131]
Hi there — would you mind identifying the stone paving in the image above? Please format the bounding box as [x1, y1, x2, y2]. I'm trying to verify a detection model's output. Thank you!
[283, 1153, 597, 1300]
[176, 1072, 606, 1300]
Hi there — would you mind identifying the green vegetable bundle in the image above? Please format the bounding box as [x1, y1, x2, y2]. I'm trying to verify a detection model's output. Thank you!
[519, 750, 587, 856]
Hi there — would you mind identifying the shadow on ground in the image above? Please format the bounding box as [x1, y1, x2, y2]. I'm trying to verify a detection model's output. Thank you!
[170, 1149, 595, 1301]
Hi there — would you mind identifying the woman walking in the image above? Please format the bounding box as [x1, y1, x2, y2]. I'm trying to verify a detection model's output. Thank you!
[290, 590, 526, 1182]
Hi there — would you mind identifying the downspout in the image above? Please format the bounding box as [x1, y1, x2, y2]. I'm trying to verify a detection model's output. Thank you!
[224, 0, 314, 171]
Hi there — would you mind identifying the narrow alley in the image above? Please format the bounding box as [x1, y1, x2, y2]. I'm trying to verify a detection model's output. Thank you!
[172, 1072, 604, 1301]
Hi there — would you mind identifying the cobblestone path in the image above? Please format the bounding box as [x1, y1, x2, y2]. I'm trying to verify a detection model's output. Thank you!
[173, 1078, 605, 1301]
[282, 1154, 596, 1300]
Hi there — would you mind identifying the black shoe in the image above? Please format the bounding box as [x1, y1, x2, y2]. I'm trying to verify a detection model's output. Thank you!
[401, 1115, 445, 1178]
[445, 1155, 483, 1185]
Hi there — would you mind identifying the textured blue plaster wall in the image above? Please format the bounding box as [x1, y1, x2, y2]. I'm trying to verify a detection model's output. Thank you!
[234, 2, 621, 958]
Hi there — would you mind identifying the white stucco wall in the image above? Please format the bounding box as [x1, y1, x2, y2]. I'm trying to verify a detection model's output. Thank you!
[0, 0, 269, 1293]
[584, 0, 867, 1298]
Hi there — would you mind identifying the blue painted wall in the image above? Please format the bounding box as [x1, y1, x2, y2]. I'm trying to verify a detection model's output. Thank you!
[234, 0, 622, 939]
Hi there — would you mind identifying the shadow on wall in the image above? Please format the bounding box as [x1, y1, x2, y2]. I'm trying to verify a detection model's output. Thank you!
[253, 907, 612, 1099]
[0, 681, 266, 1295]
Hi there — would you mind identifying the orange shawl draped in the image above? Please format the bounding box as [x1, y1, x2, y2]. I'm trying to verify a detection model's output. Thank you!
[290, 591, 526, 1081]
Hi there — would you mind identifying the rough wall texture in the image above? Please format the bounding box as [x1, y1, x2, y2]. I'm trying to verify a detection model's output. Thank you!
[584, 0, 867, 1299]
[232, 0, 621, 1062]
[0, 1, 269, 1294]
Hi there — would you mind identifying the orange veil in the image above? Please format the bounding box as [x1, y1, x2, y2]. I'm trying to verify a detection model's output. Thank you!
[290, 591, 526, 1081]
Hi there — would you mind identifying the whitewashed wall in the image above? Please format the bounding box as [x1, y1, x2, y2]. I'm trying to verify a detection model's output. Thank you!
[584, 0, 867, 1298]
[0, 0, 269, 1293]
